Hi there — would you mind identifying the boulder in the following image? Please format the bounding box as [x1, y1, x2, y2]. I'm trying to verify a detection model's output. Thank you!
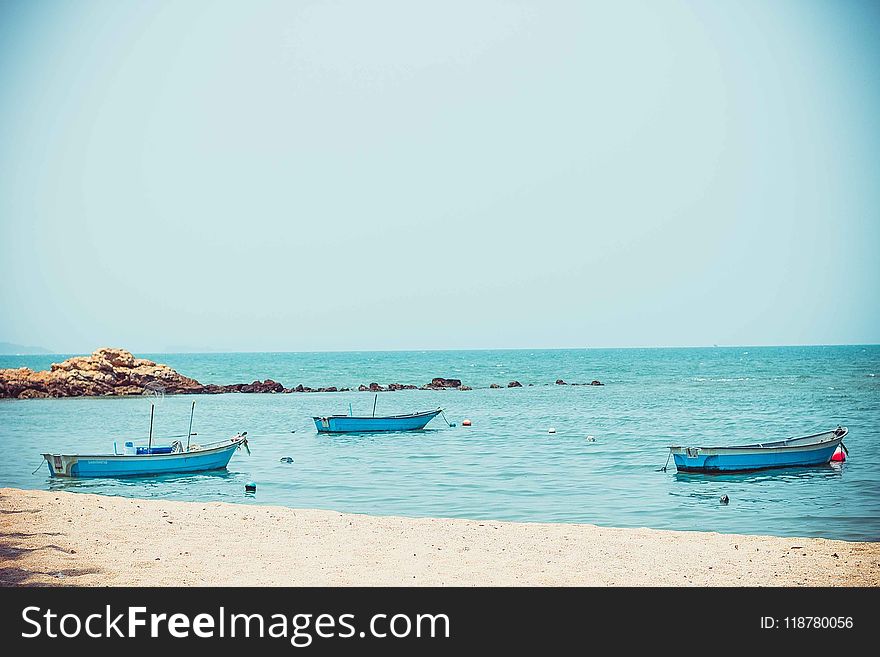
[590, 380, 604, 386]
[252, 379, 284, 393]
[95, 347, 136, 369]
[507, 381, 522, 388]
[489, 383, 502, 389]
[556, 379, 567, 385]
[423, 377, 462, 390]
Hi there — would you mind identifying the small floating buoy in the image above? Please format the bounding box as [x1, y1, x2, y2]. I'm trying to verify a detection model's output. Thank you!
[462, 419, 472, 426]
[245, 482, 257, 493]
[280, 457, 293, 464]
[831, 446, 846, 462]
[720, 495, 729, 505]
[548, 427, 556, 434]
[586, 435, 595, 442]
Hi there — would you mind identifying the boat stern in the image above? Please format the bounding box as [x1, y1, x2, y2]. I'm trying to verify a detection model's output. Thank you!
[41, 453, 77, 477]
[669, 446, 713, 472]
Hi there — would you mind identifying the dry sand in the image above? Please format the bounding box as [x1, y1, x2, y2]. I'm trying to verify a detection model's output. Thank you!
[1, 487, 877, 586]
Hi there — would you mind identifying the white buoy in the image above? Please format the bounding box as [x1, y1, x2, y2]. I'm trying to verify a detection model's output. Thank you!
[586, 435, 595, 442]
[548, 427, 556, 434]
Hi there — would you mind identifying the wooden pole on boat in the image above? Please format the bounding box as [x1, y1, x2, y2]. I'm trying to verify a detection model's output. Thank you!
[186, 401, 195, 451]
[372, 394, 378, 417]
[148, 404, 155, 452]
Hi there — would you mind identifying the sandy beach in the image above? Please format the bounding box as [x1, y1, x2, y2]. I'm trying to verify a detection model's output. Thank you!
[1, 487, 877, 586]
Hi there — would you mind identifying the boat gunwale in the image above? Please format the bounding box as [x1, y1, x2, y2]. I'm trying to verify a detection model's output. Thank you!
[41, 436, 246, 461]
[668, 427, 846, 453]
[312, 408, 442, 421]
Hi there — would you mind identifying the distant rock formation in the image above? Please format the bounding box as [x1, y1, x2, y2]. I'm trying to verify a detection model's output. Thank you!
[0, 341, 52, 355]
[489, 383, 502, 389]
[556, 379, 567, 385]
[0, 348, 204, 399]
[507, 381, 523, 388]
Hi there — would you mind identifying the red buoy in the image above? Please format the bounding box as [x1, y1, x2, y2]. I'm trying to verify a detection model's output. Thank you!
[831, 446, 846, 462]
[462, 419, 472, 427]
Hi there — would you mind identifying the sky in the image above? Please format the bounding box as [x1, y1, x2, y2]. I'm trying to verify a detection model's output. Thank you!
[0, 0, 878, 353]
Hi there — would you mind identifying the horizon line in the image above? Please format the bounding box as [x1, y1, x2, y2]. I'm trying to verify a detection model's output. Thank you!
[3, 342, 879, 356]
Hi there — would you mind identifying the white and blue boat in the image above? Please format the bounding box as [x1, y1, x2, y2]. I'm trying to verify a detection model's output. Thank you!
[41, 401, 249, 478]
[314, 409, 443, 434]
[668, 427, 847, 473]
[41, 434, 249, 478]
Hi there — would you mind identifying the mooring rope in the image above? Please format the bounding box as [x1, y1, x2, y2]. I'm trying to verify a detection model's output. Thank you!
[658, 450, 672, 472]
[439, 410, 456, 427]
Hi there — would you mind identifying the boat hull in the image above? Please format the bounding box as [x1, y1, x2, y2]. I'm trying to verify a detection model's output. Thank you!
[42, 439, 243, 478]
[314, 410, 442, 433]
[670, 429, 845, 473]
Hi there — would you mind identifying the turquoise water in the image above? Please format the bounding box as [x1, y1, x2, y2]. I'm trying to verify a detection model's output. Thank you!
[1, 346, 878, 541]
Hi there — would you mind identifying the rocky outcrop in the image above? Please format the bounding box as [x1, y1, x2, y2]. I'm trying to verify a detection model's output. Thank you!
[489, 383, 502, 389]
[556, 379, 567, 385]
[507, 381, 523, 388]
[0, 348, 204, 399]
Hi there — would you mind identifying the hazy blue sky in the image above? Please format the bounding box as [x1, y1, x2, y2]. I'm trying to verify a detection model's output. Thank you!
[1, 0, 878, 352]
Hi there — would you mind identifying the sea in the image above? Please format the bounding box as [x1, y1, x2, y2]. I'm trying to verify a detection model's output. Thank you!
[1, 346, 878, 541]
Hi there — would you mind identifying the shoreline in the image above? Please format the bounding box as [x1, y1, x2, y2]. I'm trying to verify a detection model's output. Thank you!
[1, 488, 877, 586]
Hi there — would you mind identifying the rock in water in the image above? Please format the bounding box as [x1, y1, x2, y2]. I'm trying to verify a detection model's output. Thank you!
[0, 347, 205, 399]
[422, 377, 462, 390]
[507, 381, 523, 388]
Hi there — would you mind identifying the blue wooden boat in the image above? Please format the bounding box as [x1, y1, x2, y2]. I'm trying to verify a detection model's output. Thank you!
[313, 409, 443, 433]
[668, 427, 847, 473]
[41, 402, 249, 478]
[41, 433, 249, 478]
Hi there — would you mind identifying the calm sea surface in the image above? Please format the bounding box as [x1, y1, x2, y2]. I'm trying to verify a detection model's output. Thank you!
[1, 346, 878, 541]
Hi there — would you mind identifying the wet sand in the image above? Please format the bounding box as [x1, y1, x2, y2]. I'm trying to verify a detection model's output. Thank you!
[1, 487, 877, 586]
